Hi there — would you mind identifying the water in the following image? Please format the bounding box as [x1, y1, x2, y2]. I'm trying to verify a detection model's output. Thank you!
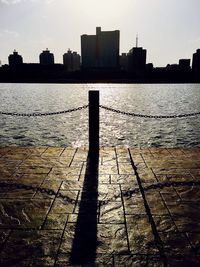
[0, 83, 200, 147]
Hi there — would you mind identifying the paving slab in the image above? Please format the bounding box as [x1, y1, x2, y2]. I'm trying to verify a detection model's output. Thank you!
[0, 146, 200, 266]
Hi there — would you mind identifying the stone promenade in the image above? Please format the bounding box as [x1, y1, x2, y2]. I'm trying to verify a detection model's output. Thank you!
[0, 146, 200, 266]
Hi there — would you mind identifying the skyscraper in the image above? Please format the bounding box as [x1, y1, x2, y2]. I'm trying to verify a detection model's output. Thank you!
[8, 50, 23, 67]
[81, 27, 120, 70]
[128, 47, 147, 73]
[192, 49, 200, 72]
[39, 49, 54, 65]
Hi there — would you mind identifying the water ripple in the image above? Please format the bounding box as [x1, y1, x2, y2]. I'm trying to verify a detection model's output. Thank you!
[0, 83, 200, 147]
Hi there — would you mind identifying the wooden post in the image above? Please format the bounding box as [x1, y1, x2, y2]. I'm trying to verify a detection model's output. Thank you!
[89, 90, 99, 151]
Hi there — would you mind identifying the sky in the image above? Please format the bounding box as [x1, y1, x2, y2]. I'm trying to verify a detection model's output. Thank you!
[0, 0, 200, 66]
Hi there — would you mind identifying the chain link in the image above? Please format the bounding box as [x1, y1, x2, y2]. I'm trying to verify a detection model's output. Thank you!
[1, 104, 200, 119]
[0, 105, 88, 117]
[100, 105, 200, 119]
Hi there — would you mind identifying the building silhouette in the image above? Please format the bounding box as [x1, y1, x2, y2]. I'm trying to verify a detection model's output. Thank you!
[192, 49, 200, 72]
[39, 49, 54, 65]
[128, 47, 147, 73]
[72, 52, 81, 71]
[63, 49, 80, 71]
[120, 53, 128, 71]
[8, 50, 23, 67]
[81, 27, 120, 70]
[166, 64, 179, 71]
[179, 59, 190, 71]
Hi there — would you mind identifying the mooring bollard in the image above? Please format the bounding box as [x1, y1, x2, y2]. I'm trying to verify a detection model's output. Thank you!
[89, 90, 99, 151]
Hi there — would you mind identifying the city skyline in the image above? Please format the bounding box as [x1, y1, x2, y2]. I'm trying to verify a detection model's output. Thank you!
[3, 33, 199, 71]
[0, 0, 200, 67]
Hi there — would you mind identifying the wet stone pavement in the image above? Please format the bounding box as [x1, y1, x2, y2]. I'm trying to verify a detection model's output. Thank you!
[0, 147, 200, 266]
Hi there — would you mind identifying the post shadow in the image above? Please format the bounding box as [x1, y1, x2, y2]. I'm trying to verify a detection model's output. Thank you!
[70, 148, 99, 265]
[70, 91, 99, 265]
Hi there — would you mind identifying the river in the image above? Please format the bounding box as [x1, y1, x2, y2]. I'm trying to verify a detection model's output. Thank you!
[0, 83, 200, 147]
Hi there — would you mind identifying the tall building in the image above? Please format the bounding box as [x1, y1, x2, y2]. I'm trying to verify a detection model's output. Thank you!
[8, 50, 23, 67]
[81, 27, 120, 70]
[179, 59, 190, 71]
[128, 47, 147, 73]
[63, 49, 80, 71]
[39, 49, 54, 65]
[72, 52, 81, 71]
[192, 49, 200, 72]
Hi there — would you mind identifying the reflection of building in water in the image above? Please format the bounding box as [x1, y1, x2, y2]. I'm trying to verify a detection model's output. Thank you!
[192, 49, 200, 72]
[63, 49, 80, 71]
[8, 50, 23, 67]
[39, 49, 54, 65]
[81, 27, 120, 70]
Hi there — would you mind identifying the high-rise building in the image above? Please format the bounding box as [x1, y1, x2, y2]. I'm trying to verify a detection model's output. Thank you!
[81, 27, 120, 70]
[72, 52, 81, 71]
[39, 49, 54, 65]
[63, 49, 80, 71]
[8, 50, 23, 67]
[128, 47, 147, 73]
[192, 49, 200, 72]
[179, 59, 190, 71]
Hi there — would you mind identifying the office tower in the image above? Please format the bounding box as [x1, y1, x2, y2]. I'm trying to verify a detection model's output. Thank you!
[39, 49, 54, 65]
[192, 49, 200, 72]
[128, 47, 147, 73]
[8, 50, 23, 67]
[81, 27, 120, 70]
[63, 49, 80, 71]
[179, 59, 190, 71]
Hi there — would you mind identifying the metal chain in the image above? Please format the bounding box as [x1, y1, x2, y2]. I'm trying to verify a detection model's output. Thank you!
[0, 105, 88, 117]
[2, 104, 200, 118]
[100, 105, 200, 119]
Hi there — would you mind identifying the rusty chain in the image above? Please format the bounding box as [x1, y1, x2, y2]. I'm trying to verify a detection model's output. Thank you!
[100, 105, 200, 119]
[0, 105, 88, 117]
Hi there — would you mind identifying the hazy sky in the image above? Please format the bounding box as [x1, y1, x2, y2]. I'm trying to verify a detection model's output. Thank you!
[0, 0, 200, 66]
